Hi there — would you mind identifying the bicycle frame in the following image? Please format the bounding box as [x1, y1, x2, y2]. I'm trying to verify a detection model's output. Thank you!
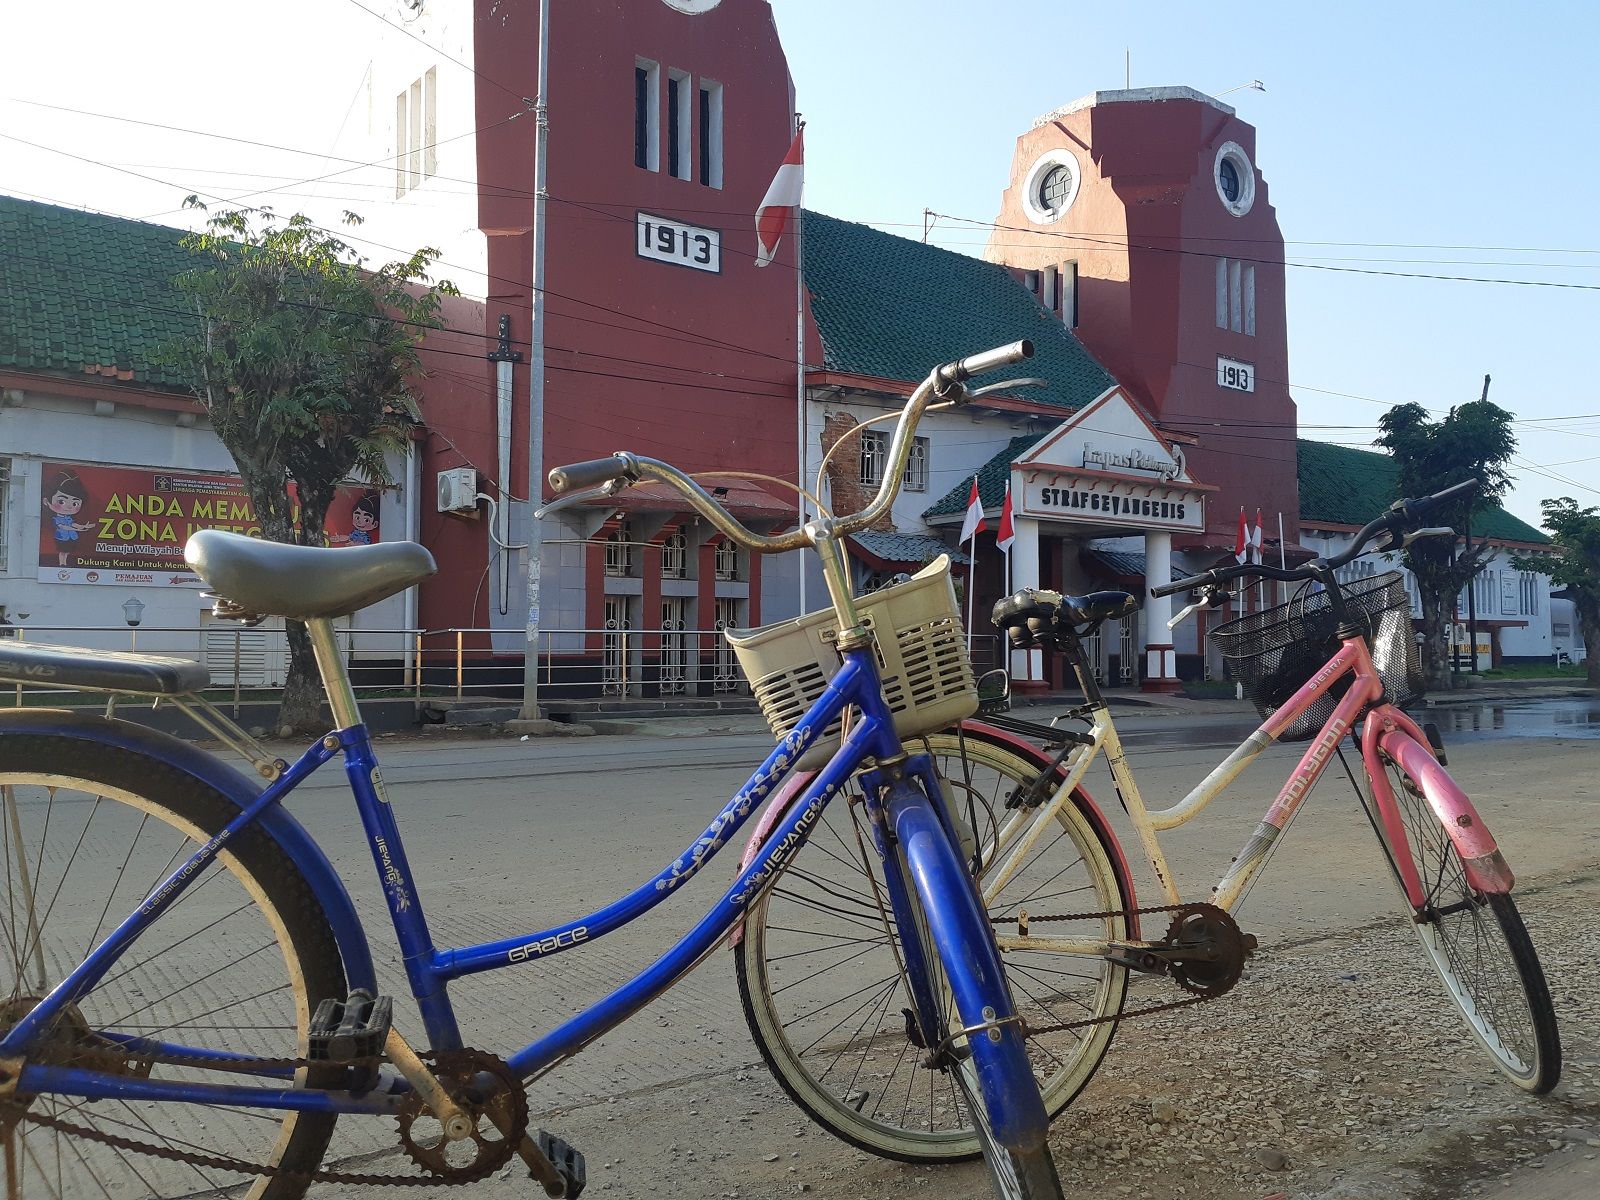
[984, 630, 1513, 958]
[4, 633, 957, 1121]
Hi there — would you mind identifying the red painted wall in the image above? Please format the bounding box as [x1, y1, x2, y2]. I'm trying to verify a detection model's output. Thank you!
[471, 0, 800, 495]
[988, 92, 1300, 553]
[414, 291, 494, 631]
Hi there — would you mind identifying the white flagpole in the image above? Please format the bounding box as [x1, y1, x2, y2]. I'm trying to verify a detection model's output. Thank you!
[1277, 511, 1287, 606]
[965, 533, 977, 659]
[793, 116, 807, 616]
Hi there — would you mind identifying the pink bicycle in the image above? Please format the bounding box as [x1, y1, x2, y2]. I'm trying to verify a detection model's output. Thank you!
[736, 481, 1558, 1163]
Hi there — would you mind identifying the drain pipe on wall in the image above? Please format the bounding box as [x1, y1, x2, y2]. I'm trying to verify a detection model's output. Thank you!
[403, 430, 420, 686]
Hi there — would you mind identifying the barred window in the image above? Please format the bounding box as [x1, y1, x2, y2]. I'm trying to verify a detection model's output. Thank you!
[714, 540, 739, 581]
[604, 520, 635, 577]
[859, 430, 888, 487]
[661, 528, 688, 579]
[904, 437, 929, 492]
[859, 430, 928, 490]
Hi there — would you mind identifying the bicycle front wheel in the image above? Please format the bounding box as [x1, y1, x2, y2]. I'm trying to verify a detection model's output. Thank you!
[0, 731, 348, 1200]
[735, 727, 1129, 1161]
[1366, 749, 1560, 1093]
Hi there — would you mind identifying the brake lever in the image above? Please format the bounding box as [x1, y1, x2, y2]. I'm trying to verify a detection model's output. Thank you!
[1167, 584, 1230, 629]
[1404, 526, 1457, 547]
[966, 377, 1048, 401]
[534, 479, 630, 520]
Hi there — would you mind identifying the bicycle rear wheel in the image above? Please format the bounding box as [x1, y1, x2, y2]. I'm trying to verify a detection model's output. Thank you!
[0, 732, 347, 1200]
[735, 727, 1128, 1161]
[1365, 749, 1560, 1093]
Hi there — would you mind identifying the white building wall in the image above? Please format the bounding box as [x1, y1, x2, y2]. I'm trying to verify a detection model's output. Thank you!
[1299, 525, 1555, 664]
[0, 391, 412, 661]
[1551, 597, 1589, 664]
[324, 0, 489, 297]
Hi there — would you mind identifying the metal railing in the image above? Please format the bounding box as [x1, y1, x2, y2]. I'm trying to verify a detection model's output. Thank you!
[3, 624, 1005, 713]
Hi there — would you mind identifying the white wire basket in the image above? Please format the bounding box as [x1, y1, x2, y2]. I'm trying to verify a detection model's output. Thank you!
[725, 555, 978, 769]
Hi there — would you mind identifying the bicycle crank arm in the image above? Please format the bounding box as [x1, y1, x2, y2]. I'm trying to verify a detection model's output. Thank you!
[384, 1029, 474, 1141]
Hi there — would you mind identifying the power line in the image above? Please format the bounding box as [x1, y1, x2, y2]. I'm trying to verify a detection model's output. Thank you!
[928, 212, 1600, 294]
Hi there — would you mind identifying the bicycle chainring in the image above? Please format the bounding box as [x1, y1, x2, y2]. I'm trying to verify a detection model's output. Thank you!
[1164, 903, 1252, 998]
[396, 1048, 529, 1183]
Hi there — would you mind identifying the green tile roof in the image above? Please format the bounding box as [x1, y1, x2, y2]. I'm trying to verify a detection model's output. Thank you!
[803, 211, 1117, 411]
[923, 433, 1046, 519]
[0, 194, 199, 391]
[1297, 439, 1547, 544]
[849, 530, 969, 566]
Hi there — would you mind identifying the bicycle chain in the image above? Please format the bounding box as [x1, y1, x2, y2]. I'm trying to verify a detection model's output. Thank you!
[11, 1044, 529, 1188]
[993, 901, 1238, 1037]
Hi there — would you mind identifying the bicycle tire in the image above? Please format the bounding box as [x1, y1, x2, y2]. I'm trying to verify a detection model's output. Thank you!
[1364, 749, 1561, 1093]
[735, 725, 1128, 1161]
[0, 732, 348, 1200]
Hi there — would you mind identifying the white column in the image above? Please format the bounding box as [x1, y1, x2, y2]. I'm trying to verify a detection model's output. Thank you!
[1009, 515, 1044, 687]
[1142, 529, 1180, 691]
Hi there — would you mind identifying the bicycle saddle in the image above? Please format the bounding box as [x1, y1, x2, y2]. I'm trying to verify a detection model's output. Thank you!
[185, 529, 437, 620]
[991, 587, 1138, 648]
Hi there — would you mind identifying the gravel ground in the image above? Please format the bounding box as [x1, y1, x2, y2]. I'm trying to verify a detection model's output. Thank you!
[1037, 872, 1599, 1200]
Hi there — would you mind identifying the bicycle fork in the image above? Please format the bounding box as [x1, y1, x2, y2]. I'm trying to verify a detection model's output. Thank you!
[858, 760, 1049, 1156]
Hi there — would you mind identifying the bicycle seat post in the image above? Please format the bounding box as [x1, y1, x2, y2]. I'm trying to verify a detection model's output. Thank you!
[306, 617, 362, 731]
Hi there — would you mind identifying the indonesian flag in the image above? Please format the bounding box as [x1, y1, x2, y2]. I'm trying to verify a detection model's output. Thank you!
[1234, 508, 1249, 564]
[755, 128, 804, 267]
[959, 476, 987, 543]
[1250, 510, 1264, 564]
[996, 479, 1015, 553]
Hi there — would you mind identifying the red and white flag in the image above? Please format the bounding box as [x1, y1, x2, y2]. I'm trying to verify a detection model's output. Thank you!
[1250, 509, 1264, 564]
[755, 128, 804, 267]
[1234, 508, 1250, 564]
[959, 476, 987, 543]
[996, 480, 1015, 553]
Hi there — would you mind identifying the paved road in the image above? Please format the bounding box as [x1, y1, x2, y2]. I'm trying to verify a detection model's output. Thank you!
[267, 696, 1600, 1197]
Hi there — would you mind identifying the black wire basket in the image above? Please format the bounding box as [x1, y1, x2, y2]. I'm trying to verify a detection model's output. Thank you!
[1208, 571, 1422, 741]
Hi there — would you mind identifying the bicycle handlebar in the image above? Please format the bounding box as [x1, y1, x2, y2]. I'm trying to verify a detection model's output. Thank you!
[1149, 478, 1479, 599]
[545, 340, 1036, 555]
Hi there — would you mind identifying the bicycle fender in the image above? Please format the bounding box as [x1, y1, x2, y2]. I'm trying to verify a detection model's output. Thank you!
[1366, 715, 1514, 894]
[0, 709, 377, 990]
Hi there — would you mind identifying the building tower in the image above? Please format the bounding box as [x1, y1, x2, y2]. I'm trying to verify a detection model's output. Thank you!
[986, 86, 1300, 561]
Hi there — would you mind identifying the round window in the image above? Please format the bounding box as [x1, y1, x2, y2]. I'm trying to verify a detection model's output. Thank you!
[1021, 149, 1082, 225]
[1212, 141, 1255, 217]
[1038, 165, 1075, 215]
[1218, 159, 1240, 204]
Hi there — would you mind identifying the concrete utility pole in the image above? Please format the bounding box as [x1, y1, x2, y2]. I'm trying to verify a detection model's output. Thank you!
[519, 0, 551, 721]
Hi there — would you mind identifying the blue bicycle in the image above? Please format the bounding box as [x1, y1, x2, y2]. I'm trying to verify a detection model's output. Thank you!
[0, 343, 1065, 1199]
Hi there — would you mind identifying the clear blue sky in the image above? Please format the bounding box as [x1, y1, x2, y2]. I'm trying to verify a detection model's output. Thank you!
[5, 0, 1598, 527]
[772, 0, 1600, 528]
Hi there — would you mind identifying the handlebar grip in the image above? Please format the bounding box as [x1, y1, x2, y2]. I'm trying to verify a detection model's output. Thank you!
[1150, 571, 1213, 599]
[548, 454, 635, 494]
[937, 340, 1034, 386]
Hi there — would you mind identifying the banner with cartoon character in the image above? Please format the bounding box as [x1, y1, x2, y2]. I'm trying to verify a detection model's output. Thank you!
[37, 462, 380, 587]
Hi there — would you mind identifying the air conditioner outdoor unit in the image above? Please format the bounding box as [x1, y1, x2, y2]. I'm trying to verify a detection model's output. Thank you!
[437, 467, 479, 514]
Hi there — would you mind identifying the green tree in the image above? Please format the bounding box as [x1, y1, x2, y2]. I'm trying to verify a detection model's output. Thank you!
[1375, 400, 1517, 691]
[1514, 498, 1600, 688]
[163, 204, 452, 731]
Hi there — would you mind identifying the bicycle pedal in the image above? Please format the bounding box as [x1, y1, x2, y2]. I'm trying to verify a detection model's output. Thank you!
[308, 989, 393, 1063]
[535, 1130, 587, 1199]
